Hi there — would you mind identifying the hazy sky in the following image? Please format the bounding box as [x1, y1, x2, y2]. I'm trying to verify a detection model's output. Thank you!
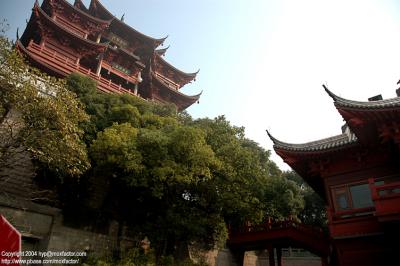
[2, 0, 400, 170]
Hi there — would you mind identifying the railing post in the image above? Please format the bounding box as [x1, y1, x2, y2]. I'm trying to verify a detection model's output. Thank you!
[231, 249, 244, 266]
[276, 248, 282, 266]
[368, 177, 378, 200]
[267, 246, 275, 266]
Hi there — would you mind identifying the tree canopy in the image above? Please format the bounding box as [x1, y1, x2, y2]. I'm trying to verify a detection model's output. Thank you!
[0, 36, 89, 178]
[62, 73, 309, 260]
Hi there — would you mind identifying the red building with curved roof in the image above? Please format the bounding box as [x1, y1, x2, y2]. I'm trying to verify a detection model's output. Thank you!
[18, 0, 201, 111]
[268, 86, 400, 265]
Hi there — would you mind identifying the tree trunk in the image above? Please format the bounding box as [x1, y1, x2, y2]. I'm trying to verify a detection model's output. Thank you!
[174, 240, 190, 262]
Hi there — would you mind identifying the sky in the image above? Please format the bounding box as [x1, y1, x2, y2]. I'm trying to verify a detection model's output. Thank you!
[2, 0, 400, 170]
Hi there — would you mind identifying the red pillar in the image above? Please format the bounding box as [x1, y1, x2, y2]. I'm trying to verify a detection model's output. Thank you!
[232, 249, 244, 266]
[321, 256, 329, 266]
[277, 248, 282, 266]
[267, 247, 275, 266]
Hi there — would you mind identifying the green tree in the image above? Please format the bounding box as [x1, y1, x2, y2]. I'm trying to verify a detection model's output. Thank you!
[0, 36, 89, 178]
[191, 116, 302, 225]
[282, 171, 327, 229]
[65, 73, 163, 144]
[65, 72, 307, 263]
[90, 122, 222, 260]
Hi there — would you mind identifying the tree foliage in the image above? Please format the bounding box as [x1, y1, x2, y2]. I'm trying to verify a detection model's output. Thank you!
[0, 36, 89, 177]
[282, 171, 327, 229]
[60, 74, 310, 260]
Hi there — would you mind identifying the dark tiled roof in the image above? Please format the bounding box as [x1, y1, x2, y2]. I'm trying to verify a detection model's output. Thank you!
[155, 53, 199, 79]
[155, 46, 170, 56]
[151, 72, 202, 110]
[267, 130, 358, 152]
[89, 0, 167, 47]
[44, 0, 112, 25]
[323, 85, 400, 109]
[152, 72, 202, 100]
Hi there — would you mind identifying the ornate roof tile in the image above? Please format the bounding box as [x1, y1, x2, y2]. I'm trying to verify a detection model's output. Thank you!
[267, 130, 358, 153]
[323, 85, 400, 109]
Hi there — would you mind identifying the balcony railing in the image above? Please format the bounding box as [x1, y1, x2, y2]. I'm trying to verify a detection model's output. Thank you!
[101, 61, 138, 85]
[25, 40, 137, 97]
[228, 219, 329, 257]
[327, 205, 382, 238]
[155, 72, 180, 90]
[369, 177, 400, 222]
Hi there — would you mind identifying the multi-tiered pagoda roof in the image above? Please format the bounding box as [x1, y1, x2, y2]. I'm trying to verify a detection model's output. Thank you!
[18, 0, 201, 111]
[268, 86, 400, 196]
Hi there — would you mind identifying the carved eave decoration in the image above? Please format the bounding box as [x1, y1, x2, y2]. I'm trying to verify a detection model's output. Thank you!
[150, 73, 201, 111]
[33, 4, 107, 57]
[155, 46, 170, 57]
[42, 0, 111, 34]
[154, 53, 198, 88]
[88, 0, 166, 50]
[73, 0, 89, 13]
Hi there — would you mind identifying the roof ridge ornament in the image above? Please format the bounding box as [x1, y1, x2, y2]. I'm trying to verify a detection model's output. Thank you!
[159, 35, 169, 46]
[155, 45, 170, 56]
[266, 130, 279, 145]
[322, 84, 340, 101]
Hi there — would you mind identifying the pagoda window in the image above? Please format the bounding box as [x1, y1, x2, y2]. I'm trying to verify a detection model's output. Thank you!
[331, 182, 374, 216]
[350, 183, 374, 208]
[333, 187, 350, 210]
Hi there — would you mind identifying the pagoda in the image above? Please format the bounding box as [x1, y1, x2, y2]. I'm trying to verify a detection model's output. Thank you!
[268, 86, 400, 265]
[17, 0, 201, 111]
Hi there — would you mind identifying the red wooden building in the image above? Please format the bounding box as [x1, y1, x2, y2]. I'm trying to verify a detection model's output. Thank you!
[268, 86, 400, 265]
[18, 0, 201, 111]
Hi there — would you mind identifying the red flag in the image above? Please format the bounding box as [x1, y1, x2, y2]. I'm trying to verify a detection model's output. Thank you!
[0, 215, 21, 266]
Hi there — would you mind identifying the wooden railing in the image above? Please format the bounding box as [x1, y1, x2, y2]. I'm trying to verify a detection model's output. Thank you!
[369, 177, 400, 199]
[229, 218, 325, 238]
[26, 41, 137, 96]
[369, 177, 400, 222]
[155, 72, 180, 90]
[228, 218, 329, 257]
[101, 61, 138, 84]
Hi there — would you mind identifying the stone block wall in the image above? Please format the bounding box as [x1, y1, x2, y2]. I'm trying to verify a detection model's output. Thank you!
[0, 195, 119, 262]
[47, 212, 118, 257]
[192, 248, 322, 266]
